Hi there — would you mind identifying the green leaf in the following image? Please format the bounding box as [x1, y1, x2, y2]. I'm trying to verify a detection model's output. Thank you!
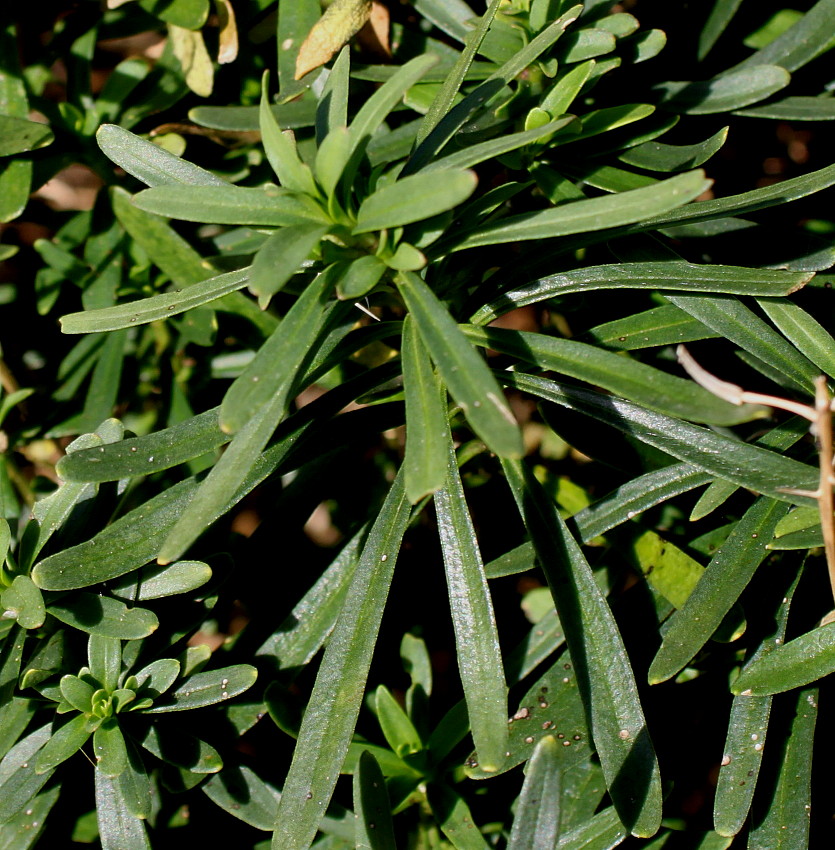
[0, 116, 52, 156]
[558, 806, 627, 850]
[143, 664, 257, 712]
[401, 315, 447, 502]
[414, 0, 500, 146]
[0, 577, 45, 630]
[629, 530, 704, 609]
[624, 161, 835, 233]
[519, 375, 820, 506]
[33, 478, 200, 590]
[138, 725, 221, 773]
[0, 724, 53, 823]
[353, 751, 396, 850]
[159, 296, 340, 563]
[746, 687, 817, 848]
[466, 648, 591, 780]
[133, 658, 181, 697]
[190, 101, 317, 133]
[541, 60, 595, 116]
[731, 619, 835, 696]
[648, 497, 788, 685]
[93, 719, 128, 778]
[375, 685, 423, 757]
[96, 124, 227, 187]
[667, 293, 818, 392]
[354, 169, 476, 234]
[256, 529, 363, 672]
[583, 304, 719, 351]
[249, 223, 331, 305]
[95, 765, 151, 850]
[619, 126, 728, 171]
[47, 595, 159, 640]
[502, 459, 662, 837]
[270, 471, 411, 850]
[0, 785, 58, 848]
[729, 0, 835, 72]
[463, 325, 767, 426]
[117, 738, 152, 820]
[559, 28, 616, 62]
[757, 298, 835, 379]
[203, 765, 281, 830]
[132, 185, 329, 227]
[507, 736, 562, 850]
[734, 95, 835, 121]
[653, 66, 790, 114]
[428, 784, 491, 850]
[340, 53, 439, 188]
[698, 0, 743, 60]
[714, 572, 800, 837]
[34, 714, 96, 775]
[313, 126, 352, 199]
[260, 72, 318, 195]
[316, 46, 349, 143]
[451, 170, 710, 250]
[88, 635, 122, 694]
[405, 6, 582, 174]
[109, 560, 212, 601]
[336, 255, 387, 300]
[60, 266, 251, 334]
[424, 118, 578, 173]
[396, 271, 522, 459]
[690, 418, 808, 522]
[434, 435, 508, 772]
[57, 408, 227, 482]
[59, 675, 96, 714]
[110, 187, 213, 287]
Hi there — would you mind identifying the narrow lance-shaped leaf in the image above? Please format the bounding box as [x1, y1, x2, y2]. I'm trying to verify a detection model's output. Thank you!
[414, 0, 501, 146]
[449, 170, 710, 250]
[714, 569, 801, 837]
[727, 0, 835, 73]
[353, 750, 397, 850]
[508, 736, 562, 850]
[652, 65, 790, 114]
[95, 765, 151, 850]
[501, 458, 662, 837]
[401, 314, 447, 503]
[353, 168, 477, 234]
[518, 374, 820, 506]
[57, 407, 228, 482]
[248, 222, 331, 306]
[731, 616, 835, 696]
[96, 124, 227, 188]
[159, 275, 338, 563]
[221, 269, 340, 434]
[396, 270, 522, 459]
[747, 687, 817, 848]
[405, 6, 582, 174]
[271, 471, 411, 850]
[648, 497, 788, 685]
[259, 71, 318, 195]
[132, 184, 329, 227]
[47, 594, 159, 641]
[143, 664, 257, 712]
[463, 324, 766, 426]
[60, 266, 251, 334]
[34, 714, 97, 775]
[435, 435, 508, 772]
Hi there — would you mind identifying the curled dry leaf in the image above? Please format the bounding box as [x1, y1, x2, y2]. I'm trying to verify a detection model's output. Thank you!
[295, 0, 373, 80]
[214, 0, 239, 64]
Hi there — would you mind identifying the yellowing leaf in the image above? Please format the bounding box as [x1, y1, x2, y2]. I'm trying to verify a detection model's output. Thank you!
[295, 0, 372, 80]
[169, 24, 214, 97]
[214, 0, 239, 64]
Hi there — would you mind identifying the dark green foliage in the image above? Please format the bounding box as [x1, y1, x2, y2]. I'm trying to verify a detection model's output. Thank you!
[0, 1, 834, 848]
